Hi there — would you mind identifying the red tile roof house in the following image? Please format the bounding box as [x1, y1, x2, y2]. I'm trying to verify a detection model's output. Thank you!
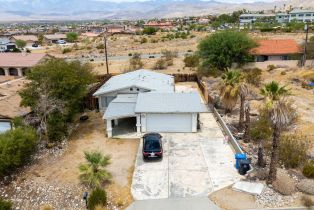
[0, 53, 49, 77]
[251, 39, 303, 62]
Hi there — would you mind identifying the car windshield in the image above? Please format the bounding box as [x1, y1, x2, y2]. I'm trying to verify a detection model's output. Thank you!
[144, 140, 161, 151]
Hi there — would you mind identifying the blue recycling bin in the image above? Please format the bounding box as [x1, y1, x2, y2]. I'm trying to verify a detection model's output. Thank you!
[235, 153, 247, 169]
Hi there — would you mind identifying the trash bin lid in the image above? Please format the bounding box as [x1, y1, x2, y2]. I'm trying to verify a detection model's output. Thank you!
[235, 153, 247, 159]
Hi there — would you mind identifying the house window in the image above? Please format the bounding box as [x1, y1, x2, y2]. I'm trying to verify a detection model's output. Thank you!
[130, 88, 133, 91]
[137, 88, 140, 91]
[306, 14, 311, 17]
[298, 14, 304, 17]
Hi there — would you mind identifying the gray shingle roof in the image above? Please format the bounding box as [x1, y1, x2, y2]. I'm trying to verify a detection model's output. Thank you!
[93, 69, 174, 96]
[104, 94, 137, 119]
[135, 92, 208, 113]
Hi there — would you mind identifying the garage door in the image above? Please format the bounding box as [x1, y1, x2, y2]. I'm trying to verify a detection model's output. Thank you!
[146, 114, 192, 132]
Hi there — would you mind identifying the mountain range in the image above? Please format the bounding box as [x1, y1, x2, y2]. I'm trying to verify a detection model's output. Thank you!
[0, 0, 313, 21]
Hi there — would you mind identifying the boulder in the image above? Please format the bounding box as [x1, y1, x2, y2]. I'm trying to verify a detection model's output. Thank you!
[297, 179, 314, 195]
[272, 169, 296, 195]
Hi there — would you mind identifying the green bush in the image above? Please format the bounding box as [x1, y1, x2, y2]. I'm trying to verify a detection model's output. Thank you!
[249, 109, 272, 142]
[62, 48, 72, 54]
[267, 64, 276, 71]
[140, 37, 147, 44]
[303, 160, 314, 178]
[0, 127, 37, 177]
[88, 188, 107, 210]
[184, 54, 199, 68]
[96, 44, 105, 50]
[243, 68, 262, 87]
[47, 110, 68, 142]
[279, 134, 309, 168]
[0, 198, 12, 210]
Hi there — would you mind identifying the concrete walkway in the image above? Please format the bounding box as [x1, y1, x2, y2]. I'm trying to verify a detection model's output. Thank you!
[131, 113, 241, 200]
[126, 197, 221, 210]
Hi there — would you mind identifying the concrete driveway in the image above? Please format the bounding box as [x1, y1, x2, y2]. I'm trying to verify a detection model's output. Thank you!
[131, 113, 241, 200]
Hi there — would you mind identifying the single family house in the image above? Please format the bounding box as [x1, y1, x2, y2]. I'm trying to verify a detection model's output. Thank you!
[44, 34, 67, 44]
[93, 70, 207, 137]
[10, 35, 38, 47]
[0, 38, 16, 52]
[251, 39, 302, 62]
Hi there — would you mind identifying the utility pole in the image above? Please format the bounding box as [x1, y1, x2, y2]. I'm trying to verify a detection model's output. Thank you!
[302, 21, 309, 67]
[104, 33, 109, 75]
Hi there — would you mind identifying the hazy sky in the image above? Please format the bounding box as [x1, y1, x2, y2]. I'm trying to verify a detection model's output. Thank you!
[93, 0, 278, 2]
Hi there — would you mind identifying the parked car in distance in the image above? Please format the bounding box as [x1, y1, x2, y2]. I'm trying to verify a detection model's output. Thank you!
[142, 133, 163, 160]
[57, 40, 66, 44]
[32, 43, 38, 48]
[148, 55, 155, 58]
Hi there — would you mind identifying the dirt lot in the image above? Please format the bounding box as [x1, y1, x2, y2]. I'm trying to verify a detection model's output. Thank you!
[0, 111, 139, 210]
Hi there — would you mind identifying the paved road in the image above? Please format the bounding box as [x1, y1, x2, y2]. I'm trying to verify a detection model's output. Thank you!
[126, 197, 221, 210]
[66, 52, 192, 63]
[131, 113, 241, 200]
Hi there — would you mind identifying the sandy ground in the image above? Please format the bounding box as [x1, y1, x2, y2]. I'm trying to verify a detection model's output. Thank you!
[1, 111, 139, 209]
[260, 68, 314, 147]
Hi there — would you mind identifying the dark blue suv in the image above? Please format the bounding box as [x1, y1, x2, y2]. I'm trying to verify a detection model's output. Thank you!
[142, 133, 163, 160]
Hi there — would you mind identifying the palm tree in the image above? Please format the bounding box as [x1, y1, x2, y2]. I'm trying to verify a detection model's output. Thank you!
[79, 151, 112, 188]
[220, 70, 241, 113]
[261, 81, 293, 184]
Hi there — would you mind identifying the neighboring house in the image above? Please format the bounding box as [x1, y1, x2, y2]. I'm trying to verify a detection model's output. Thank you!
[44, 34, 67, 44]
[81, 32, 100, 39]
[0, 79, 30, 133]
[0, 37, 16, 52]
[251, 39, 302, 62]
[239, 14, 276, 26]
[10, 35, 38, 47]
[0, 53, 48, 77]
[93, 70, 207, 137]
[289, 9, 314, 22]
[276, 13, 290, 23]
[105, 25, 126, 34]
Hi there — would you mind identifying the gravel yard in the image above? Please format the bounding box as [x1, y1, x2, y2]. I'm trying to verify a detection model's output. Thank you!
[0, 111, 139, 210]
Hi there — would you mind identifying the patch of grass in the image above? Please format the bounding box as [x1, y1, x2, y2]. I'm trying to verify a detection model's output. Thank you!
[303, 160, 314, 178]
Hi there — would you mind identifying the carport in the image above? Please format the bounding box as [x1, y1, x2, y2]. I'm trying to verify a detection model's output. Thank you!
[104, 94, 140, 137]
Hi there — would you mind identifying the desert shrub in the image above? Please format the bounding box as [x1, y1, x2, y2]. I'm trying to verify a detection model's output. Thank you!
[128, 53, 132, 56]
[86, 46, 92, 50]
[301, 196, 314, 207]
[154, 58, 167, 70]
[243, 68, 262, 87]
[249, 110, 272, 143]
[281, 71, 287, 75]
[96, 44, 105, 50]
[129, 53, 143, 70]
[150, 39, 158, 43]
[279, 134, 309, 168]
[62, 48, 72, 54]
[88, 188, 107, 210]
[99, 50, 104, 54]
[184, 54, 199, 68]
[140, 37, 147, 44]
[0, 198, 12, 210]
[267, 64, 276, 71]
[303, 160, 314, 178]
[0, 127, 37, 177]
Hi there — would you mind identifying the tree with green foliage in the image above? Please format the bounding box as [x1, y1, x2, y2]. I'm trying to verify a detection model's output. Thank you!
[88, 187, 107, 210]
[66, 32, 78, 43]
[19, 58, 95, 142]
[142, 27, 157, 35]
[0, 126, 37, 177]
[306, 36, 314, 60]
[79, 151, 112, 188]
[261, 81, 295, 184]
[184, 54, 200, 68]
[15, 39, 26, 48]
[198, 31, 256, 72]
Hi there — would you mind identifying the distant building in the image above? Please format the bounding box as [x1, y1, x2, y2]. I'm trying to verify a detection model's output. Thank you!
[44, 34, 67, 44]
[239, 14, 276, 25]
[0, 53, 49, 77]
[289, 9, 314, 22]
[10, 35, 38, 47]
[0, 38, 16, 52]
[276, 13, 290, 23]
[251, 39, 302, 62]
